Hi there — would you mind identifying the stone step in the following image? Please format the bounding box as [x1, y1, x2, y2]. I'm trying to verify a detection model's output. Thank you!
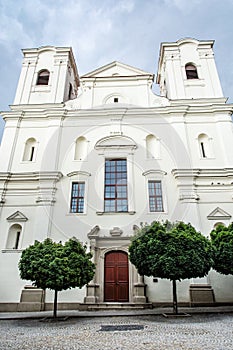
[83, 303, 153, 311]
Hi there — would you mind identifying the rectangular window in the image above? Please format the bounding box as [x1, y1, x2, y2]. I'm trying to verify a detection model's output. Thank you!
[104, 159, 128, 212]
[70, 182, 85, 213]
[148, 180, 164, 212]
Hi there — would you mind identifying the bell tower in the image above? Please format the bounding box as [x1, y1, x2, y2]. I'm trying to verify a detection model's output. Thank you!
[14, 46, 80, 105]
[156, 38, 223, 100]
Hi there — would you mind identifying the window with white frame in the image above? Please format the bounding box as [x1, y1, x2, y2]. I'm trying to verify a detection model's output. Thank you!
[104, 159, 128, 212]
[148, 180, 164, 212]
[70, 182, 85, 213]
[142, 170, 166, 213]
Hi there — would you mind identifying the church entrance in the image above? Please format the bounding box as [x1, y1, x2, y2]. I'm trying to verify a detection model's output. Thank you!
[104, 251, 129, 302]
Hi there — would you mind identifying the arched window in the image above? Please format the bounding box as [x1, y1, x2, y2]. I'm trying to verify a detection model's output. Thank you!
[213, 222, 225, 229]
[6, 224, 22, 249]
[23, 138, 37, 161]
[198, 133, 211, 158]
[146, 134, 159, 159]
[185, 64, 198, 79]
[74, 136, 87, 160]
[36, 69, 50, 85]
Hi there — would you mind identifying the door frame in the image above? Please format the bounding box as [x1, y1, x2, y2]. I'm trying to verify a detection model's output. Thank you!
[84, 230, 147, 304]
[100, 247, 133, 303]
[104, 250, 129, 302]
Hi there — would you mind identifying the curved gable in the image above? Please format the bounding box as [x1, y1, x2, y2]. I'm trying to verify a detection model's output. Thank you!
[95, 135, 137, 150]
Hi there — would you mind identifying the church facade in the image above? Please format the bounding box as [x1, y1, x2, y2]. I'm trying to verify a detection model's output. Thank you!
[0, 38, 233, 311]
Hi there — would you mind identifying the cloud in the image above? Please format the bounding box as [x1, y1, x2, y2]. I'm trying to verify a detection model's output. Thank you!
[164, 0, 202, 12]
[116, 0, 135, 13]
[1, 0, 233, 118]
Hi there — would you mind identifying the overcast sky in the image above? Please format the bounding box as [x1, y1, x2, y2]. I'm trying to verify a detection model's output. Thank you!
[1, 0, 233, 138]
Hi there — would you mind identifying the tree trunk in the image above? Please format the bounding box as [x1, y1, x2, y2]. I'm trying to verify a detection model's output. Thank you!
[172, 279, 178, 314]
[53, 289, 58, 318]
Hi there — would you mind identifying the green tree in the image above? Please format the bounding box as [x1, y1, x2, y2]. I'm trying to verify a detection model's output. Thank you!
[18, 238, 95, 318]
[210, 223, 233, 275]
[129, 221, 213, 314]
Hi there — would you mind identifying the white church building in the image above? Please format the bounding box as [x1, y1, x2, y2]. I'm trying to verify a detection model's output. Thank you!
[0, 38, 233, 311]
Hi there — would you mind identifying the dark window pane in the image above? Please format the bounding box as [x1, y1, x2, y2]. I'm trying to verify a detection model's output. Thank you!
[70, 182, 85, 213]
[148, 181, 164, 212]
[185, 64, 198, 79]
[104, 159, 128, 212]
[37, 70, 50, 85]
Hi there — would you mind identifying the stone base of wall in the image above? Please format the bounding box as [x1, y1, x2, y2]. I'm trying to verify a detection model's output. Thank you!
[44, 303, 81, 311]
[1, 301, 233, 312]
[0, 303, 18, 312]
[17, 285, 45, 312]
[189, 284, 215, 306]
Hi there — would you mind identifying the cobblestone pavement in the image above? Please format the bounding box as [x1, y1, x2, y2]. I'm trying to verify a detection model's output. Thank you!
[0, 314, 232, 350]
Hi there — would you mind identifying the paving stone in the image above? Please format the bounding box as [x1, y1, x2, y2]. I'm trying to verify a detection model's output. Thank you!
[0, 314, 232, 349]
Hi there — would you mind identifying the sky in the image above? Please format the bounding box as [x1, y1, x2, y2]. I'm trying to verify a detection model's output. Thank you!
[1, 0, 233, 139]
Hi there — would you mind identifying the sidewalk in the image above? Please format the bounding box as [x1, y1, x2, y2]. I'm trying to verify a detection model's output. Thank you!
[1, 305, 233, 320]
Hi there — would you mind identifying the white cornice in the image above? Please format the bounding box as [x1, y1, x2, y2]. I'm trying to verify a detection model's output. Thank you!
[81, 75, 154, 83]
[172, 168, 233, 178]
[9, 103, 65, 111]
[0, 172, 63, 182]
[2, 102, 233, 121]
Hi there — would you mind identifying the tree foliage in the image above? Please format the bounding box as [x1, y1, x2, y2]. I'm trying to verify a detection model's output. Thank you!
[210, 223, 233, 275]
[18, 238, 95, 317]
[129, 221, 213, 313]
[129, 221, 213, 280]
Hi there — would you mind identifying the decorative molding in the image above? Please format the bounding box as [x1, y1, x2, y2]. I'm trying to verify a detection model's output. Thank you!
[81, 60, 153, 79]
[87, 225, 100, 238]
[7, 211, 28, 222]
[96, 211, 135, 216]
[95, 135, 137, 150]
[172, 169, 200, 178]
[207, 207, 232, 220]
[67, 171, 91, 177]
[133, 225, 140, 233]
[109, 227, 123, 236]
[35, 197, 56, 204]
[179, 193, 200, 201]
[172, 168, 233, 178]
[0, 171, 63, 182]
[2, 249, 23, 253]
[142, 170, 167, 176]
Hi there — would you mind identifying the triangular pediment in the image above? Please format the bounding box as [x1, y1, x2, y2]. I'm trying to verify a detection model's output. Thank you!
[7, 211, 28, 222]
[81, 61, 153, 78]
[207, 207, 232, 220]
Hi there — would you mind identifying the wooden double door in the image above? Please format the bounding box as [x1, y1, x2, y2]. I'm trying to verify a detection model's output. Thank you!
[104, 251, 129, 302]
